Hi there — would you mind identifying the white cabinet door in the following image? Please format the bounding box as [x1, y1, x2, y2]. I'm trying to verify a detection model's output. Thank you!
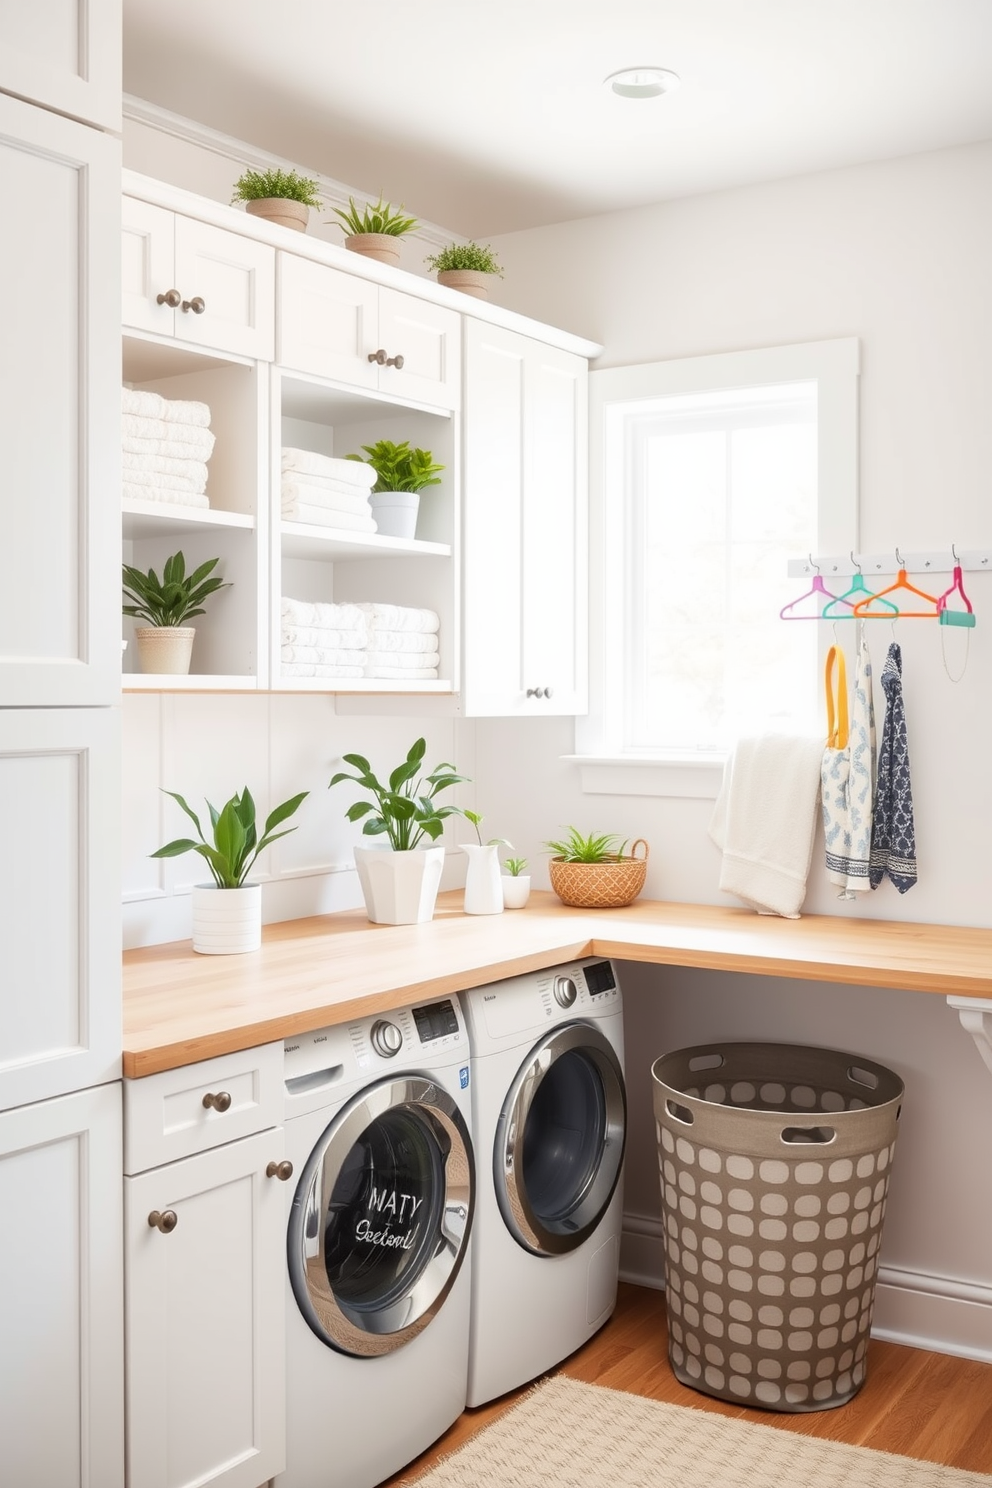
[122, 197, 275, 361]
[0, 708, 121, 1112]
[0, 92, 120, 706]
[0, 1083, 124, 1488]
[125, 1130, 288, 1488]
[378, 286, 461, 410]
[0, 0, 121, 132]
[462, 319, 588, 715]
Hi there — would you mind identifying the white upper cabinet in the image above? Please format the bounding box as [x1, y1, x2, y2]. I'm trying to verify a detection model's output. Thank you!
[278, 254, 461, 410]
[123, 197, 275, 361]
[0, 0, 121, 132]
[461, 319, 589, 716]
[0, 91, 120, 707]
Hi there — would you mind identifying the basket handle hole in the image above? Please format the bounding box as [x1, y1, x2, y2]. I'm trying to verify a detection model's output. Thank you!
[848, 1065, 879, 1090]
[666, 1099, 694, 1125]
[687, 1053, 724, 1073]
[781, 1125, 836, 1145]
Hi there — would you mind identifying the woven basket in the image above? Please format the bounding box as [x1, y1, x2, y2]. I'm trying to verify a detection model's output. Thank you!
[548, 839, 649, 908]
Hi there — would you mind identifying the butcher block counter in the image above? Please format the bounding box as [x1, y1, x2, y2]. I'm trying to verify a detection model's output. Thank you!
[121, 893, 992, 1078]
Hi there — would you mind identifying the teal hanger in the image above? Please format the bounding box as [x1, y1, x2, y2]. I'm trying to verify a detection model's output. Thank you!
[821, 555, 896, 619]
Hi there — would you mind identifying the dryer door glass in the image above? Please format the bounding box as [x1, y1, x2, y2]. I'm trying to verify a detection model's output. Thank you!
[288, 1075, 474, 1356]
[496, 1022, 625, 1256]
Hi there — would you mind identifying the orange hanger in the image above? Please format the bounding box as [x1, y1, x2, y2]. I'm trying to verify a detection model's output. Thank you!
[853, 552, 940, 619]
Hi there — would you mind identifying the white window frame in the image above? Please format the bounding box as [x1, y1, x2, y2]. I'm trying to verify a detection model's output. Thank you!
[571, 338, 860, 798]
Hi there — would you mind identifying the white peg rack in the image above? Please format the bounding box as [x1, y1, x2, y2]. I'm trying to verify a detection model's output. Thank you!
[787, 550, 992, 580]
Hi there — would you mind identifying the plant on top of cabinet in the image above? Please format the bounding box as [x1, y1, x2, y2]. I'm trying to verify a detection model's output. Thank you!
[330, 192, 419, 266]
[122, 551, 230, 676]
[231, 165, 323, 233]
[346, 439, 444, 540]
[330, 737, 469, 925]
[151, 785, 309, 953]
[543, 828, 649, 910]
[425, 240, 504, 300]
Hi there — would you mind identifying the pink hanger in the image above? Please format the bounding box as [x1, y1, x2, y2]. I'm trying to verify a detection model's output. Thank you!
[936, 548, 976, 629]
[779, 559, 849, 621]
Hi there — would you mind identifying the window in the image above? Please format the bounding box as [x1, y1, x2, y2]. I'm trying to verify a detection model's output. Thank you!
[575, 339, 859, 795]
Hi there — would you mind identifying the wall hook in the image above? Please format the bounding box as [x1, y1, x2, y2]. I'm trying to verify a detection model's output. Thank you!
[895, 546, 905, 568]
[808, 553, 820, 573]
[952, 542, 959, 562]
[850, 550, 861, 573]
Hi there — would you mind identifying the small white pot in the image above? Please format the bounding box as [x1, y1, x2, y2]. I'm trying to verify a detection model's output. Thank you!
[345, 232, 402, 266]
[135, 626, 195, 675]
[191, 883, 261, 955]
[461, 844, 503, 915]
[501, 874, 532, 910]
[370, 491, 420, 540]
[353, 844, 445, 925]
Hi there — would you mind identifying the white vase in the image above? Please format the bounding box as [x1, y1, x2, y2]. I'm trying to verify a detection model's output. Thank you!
[191, 882, 261, 954]
[461, 844, 503, 915]
[353, 844, 445, 925]
[370, 490, 420, 539]
[135, 626, 195, 675]
[501, 874, 532, 910]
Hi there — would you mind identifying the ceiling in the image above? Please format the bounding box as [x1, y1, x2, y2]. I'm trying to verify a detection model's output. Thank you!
[122, 1, 992, 238]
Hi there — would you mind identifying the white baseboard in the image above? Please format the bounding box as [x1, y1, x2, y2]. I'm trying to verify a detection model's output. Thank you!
[620, 1212, 992, 1364]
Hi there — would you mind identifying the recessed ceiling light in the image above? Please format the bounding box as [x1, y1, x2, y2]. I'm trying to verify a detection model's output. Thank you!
[604, 67, 681, 99]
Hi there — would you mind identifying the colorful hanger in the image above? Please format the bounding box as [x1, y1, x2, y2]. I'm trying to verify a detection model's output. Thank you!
[936, 548, 977, 629]
[821, 553, 896, 619]
[853, 550, 940, 619]
[779, 558, 848, 621]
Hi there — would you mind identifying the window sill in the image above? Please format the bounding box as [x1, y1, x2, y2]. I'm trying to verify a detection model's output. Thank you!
[561, 754, 726, 800]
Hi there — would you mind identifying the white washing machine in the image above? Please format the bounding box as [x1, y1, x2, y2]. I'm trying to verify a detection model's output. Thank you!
[461, 958, 625, 1406]
[275, 995, 474, 1488]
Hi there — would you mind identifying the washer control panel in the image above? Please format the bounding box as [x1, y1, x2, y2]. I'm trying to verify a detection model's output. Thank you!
[369, 1018, 404, 1058]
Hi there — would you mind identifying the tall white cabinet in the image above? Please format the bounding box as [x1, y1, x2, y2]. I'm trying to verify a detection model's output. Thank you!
[0, 8, 125, 1487]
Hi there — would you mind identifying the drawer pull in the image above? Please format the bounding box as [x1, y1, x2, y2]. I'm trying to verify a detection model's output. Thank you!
[181, 296, 206, 314]
[202, 1090, 232, 1112]
[385, 353, 404, 369]
[148, 1209, 178, 1234]
[266, 1160, 294, 1182]
[156, 288, 181, 308]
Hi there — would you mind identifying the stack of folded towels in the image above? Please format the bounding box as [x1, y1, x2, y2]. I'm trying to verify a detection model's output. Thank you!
[281, 447, 377, 532]
[122, 387, 215, 507]
[280, 599, 441, 680]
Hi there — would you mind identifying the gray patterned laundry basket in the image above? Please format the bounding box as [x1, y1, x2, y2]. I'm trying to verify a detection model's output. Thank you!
[651, 1042, 904, 1413]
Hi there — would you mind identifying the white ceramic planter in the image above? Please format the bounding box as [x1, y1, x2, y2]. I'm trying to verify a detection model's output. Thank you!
[353, 844, 445, 925]
[135, 626, 195, 675]
[461, 844, 503, 915]
[501, 873, 532, 910]
[191, 882, 261, 954]
[370, 491, 420, 539]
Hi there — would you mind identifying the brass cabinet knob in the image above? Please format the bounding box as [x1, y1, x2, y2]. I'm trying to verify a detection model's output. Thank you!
[385, 353, 404, 369]
[368, 348, 388, 365]
[266, 1160, 294, 1182]
[148, 1209, 178, 1233]
[202, 1090, 232, 1112]
[156, 288, 181, 307]
[181, 296, 206, 314]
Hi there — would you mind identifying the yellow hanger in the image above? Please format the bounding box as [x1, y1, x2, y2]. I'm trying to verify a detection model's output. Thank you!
[825, 645, 848, 750]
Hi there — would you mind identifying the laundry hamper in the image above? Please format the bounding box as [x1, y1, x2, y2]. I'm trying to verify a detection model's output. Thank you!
[651, 1042, 903, 1413]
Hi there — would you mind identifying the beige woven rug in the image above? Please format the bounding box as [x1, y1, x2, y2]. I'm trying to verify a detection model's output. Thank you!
[401, 1376, 991, 1487]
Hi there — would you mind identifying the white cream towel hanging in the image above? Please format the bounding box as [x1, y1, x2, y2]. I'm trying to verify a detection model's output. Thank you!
[821, 633, 876, 898]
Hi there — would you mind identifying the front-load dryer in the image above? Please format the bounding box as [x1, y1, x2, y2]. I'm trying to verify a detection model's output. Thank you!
[276, 995, 474, 1488]
[461, 958, 625, 1405]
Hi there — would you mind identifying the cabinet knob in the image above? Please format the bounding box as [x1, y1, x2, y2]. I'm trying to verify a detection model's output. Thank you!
[266, 1160, 294, 1182]
[181, 296, 206, 314]
[156, 288, 181, 308]
[148, 1209, 178, 1233]
[385, 353, 405, 369]
[526, 687, 545, 699]
[544, 686, 554, 699]
[202, 1090, 232, 1112]
[368, 348, 388, 365]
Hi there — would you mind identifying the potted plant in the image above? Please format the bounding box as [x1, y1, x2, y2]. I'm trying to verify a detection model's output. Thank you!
[544, 828, 649, 909]
[461, 811, 511, 916]
[122, 551, 230, 675]
[501, 855, 531, 910]
[231, 166, 323, 232]
[330, 737, 469, 924]
[151, 785, 308, 953]
[346, 438, 444, 539]
[330, 193, 419, 266]
[424, 241, 504, 300]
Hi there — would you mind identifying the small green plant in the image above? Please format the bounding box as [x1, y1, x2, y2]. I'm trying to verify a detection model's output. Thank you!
[424, 241, 503, 277]
[231, 167, 322, 207]
[330, 737, 469, 851]
[151, 786, 309, 888]
[331, 193, 418, 238]
[543, 828, 630, 863]
[346, 439, 444, 494]
[464, 810, 511, 849]
[122, 552, 230, 628]
[503, 856, 528, 877]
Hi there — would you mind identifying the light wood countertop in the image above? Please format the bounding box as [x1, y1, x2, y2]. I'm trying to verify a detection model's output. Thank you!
[122, 893, 992, 1078]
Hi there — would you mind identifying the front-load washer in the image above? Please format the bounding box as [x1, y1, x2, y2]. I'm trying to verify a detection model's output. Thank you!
[276, 995, 474, 1488]
[461, 958, 625, 1406]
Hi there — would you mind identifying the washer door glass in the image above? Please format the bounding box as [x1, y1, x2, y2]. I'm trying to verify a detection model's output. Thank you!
[495, 1022, 625, 1256]
[289, 1075, 473, 1355]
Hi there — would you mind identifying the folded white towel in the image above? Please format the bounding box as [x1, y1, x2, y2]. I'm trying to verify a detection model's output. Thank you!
[281, 478, 374, 510]
[122, 431, 215, 462]
[122, 413, 216, 451]
[122, 483, 210, 508]
[280, 624, 367, 650]
[122, 451, 209, 485]
[122, 388, 211, 427]
[281, 662, 365, 679]
[355, 603, 440, 634]
[365, 664, 440, 680]
[281, 471, 378, 499]
[281, 448, 377, 486]
[281, 645, 367, 665]
[365, 628, 441, 655]
[120, 465, 204, 494]
[281, 503, 377, 532]
[709, 734, 824, 919]
[365, 648, 439, 669]
[281, 598, 366, 631]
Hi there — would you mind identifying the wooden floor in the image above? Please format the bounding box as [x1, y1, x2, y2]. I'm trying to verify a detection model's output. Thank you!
[386, 1283, 992, 1484]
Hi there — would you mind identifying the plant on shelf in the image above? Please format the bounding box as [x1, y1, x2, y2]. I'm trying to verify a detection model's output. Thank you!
[346, 439, 445, 540]
[543, 828, 649, 910]
[231, 166, 322, 231]
[424, 240, 504, 300]
[330, 192, 419, 265]
[122, 551, 230, 677]
[500, 854, 531, 911]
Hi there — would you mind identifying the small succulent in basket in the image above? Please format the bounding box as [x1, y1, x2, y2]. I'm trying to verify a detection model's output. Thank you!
[543, 829, 648, 910]
[543, 828, 629, 863]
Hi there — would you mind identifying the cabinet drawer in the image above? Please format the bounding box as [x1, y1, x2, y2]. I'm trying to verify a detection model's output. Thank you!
[125, 1043, 284, 1174]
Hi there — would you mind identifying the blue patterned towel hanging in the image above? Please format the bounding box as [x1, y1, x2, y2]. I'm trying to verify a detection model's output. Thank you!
[869, 642, 917, 892]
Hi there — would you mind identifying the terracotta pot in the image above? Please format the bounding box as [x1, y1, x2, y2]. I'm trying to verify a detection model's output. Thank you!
[436, 268, 494, 300]
[345, 233, 402, 266]
[135, 626, 195, 675]
[245, 197, 310, 232]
